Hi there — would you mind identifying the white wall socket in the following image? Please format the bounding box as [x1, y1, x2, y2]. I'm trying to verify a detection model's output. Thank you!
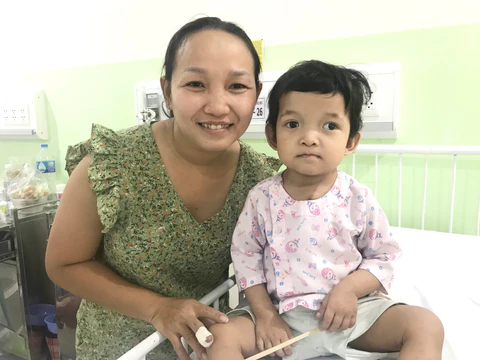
[0, 89, 48, 139]
[18, 106, 30, 125]
[363, 87, 380, 118]
[2, 105, 29, 125]
[347, 62, 401, 139]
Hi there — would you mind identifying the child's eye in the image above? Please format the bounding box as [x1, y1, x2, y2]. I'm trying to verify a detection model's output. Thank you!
[323, 122, 338, 131]
[286, 121, 299, 129]
[186, 81, 204, 88]
[230, 83, 247, 90]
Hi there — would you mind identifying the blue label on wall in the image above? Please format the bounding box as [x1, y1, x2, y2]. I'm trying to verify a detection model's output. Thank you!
[36, 161, 56, 173]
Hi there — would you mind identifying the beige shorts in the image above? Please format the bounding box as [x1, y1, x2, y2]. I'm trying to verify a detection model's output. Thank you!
[227, 295, 403, 360]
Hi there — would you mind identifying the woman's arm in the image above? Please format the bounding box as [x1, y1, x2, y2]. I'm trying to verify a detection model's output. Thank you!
[45, 155, 161, 322]
[45, 155, 226, 360]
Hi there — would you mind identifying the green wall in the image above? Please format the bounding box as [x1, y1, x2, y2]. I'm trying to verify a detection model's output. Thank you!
[1, 23, 479, 234]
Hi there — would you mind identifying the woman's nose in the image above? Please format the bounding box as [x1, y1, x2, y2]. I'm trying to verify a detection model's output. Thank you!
[204, 90, 230, 117]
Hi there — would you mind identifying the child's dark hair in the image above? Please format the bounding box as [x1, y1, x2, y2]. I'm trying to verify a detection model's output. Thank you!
[162, 17, 261, 118]
[266, 60, 372, 140]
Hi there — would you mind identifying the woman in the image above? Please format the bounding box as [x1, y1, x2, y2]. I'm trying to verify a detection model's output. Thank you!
[46, 17, 281, 360]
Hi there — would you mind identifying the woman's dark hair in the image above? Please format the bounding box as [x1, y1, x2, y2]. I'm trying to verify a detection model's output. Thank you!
[266, 60, 372, 140]
[162, 17, 261, 118]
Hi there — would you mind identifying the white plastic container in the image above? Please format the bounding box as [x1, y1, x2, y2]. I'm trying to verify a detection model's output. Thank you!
[11, 197, 48, 215]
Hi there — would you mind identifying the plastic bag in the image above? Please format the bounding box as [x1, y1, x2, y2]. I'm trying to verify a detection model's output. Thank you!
[4, 161, 50, 200]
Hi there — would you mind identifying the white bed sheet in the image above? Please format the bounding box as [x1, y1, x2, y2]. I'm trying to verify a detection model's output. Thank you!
[388, 226, 480, 360]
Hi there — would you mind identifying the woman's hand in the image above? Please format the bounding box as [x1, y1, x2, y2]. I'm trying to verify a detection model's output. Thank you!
[150, 297, 229, 360]
[255, 311, 296, 357]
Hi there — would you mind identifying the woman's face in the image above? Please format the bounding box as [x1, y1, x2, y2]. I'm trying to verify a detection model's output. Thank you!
[164, 30, 260, 152]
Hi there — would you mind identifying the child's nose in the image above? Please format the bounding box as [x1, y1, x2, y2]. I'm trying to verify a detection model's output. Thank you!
[300, 130, 319, 146]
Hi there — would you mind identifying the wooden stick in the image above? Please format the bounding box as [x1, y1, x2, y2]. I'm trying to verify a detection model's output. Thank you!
[245, 327, 320, 360]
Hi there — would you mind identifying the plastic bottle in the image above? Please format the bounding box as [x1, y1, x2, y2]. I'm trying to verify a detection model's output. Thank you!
[36, 144, 56, 196]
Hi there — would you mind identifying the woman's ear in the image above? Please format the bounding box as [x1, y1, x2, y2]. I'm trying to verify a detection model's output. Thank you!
[256, 82, 263, 100]
[265, 124, 278, 150]
[160, 76, 171, 110]
[345, 132, 361, 155]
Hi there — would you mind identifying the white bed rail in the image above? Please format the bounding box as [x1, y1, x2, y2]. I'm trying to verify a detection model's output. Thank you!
[352, 145, 480, 235]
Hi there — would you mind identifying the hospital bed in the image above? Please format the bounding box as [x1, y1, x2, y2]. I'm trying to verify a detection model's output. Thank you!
[119, 144, 480, 360]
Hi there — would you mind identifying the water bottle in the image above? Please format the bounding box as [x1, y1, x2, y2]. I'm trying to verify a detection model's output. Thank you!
[36, 144, 56, 196]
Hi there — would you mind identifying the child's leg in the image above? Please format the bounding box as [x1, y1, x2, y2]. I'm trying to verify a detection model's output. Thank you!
[206, 316, 257, 360]
[348, 305, 444, 360]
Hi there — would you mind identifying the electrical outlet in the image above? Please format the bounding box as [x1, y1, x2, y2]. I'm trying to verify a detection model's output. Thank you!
[0, 105, 30, 125]
[17, 106, 29, 125]
[18, 107, 27, 116]
[19, 114, 29, 124]
[363, 90, 379, 118]
[1, 108, 8, 124]
[0, 89, 49, 139]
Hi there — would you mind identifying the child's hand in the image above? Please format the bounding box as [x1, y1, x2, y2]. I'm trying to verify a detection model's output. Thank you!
[316, 285, 358, 332]
[255, 311, 296, 357]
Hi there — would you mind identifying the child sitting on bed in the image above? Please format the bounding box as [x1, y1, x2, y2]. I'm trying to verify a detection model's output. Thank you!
[206, 60, 444, 360]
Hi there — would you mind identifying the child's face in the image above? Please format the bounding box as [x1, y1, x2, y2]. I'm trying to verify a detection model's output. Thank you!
[267, 92, 359, 178]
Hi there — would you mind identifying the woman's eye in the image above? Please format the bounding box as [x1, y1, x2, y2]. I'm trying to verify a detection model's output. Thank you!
[186, 81, 204, 88]
[231, 83, 247, 90]
[323, 122, 338, 131]
[286, 121, 299, 129]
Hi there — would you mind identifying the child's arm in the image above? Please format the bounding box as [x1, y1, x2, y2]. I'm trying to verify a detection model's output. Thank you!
[325, 189, 400, 299]
[231, 190, 268, 290]
[316, 270, 379, 332]
[355, 190, 402, 294]
[317, 188, 401, 332]
[231, 187, 295, 357]
[244, 284, 277, 317]
[244, 284, 296, 357]
[333, 269, 381, 298]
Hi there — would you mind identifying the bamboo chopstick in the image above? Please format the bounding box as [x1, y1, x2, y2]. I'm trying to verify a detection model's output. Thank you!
[245, 327, 320, 360]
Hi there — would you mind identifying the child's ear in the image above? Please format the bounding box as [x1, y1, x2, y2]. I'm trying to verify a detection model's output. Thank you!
[345, 132, 361, 155]
[265, 124, 278, 150]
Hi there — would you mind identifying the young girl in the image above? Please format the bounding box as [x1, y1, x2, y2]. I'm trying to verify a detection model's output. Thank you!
[206, 60, 444, 360]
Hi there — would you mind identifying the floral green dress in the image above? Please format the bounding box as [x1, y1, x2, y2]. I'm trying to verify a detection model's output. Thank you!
[65, 122, 281, 359]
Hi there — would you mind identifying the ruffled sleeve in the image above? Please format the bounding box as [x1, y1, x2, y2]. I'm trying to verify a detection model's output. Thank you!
[238, 141, 283, 184]
[64, 124, 124, 233]
[264, 155, 283, 174]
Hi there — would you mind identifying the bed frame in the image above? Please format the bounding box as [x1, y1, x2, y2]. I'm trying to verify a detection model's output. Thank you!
[353, 145, 480, 234]
[118, 144, 480, 360]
